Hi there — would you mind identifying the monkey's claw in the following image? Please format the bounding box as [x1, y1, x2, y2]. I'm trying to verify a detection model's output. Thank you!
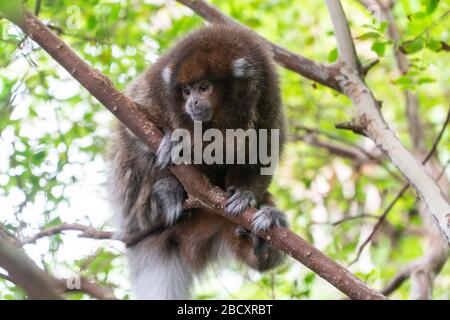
[151, 177, 185, 226]
[155, 132, 173, 169]
[224, 187, 257, 216]
[251, 206, 288, 233]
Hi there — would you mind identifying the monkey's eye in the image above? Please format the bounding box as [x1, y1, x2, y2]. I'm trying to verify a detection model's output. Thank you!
[182, 87, 190, 96]
[199, 83, 209, 92]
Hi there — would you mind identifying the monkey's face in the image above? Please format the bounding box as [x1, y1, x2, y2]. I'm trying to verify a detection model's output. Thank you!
[182, 80, 215, 122]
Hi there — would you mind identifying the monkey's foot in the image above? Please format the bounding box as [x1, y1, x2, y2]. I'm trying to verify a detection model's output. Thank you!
[155, 132, 174, 168]
[254, 237, 285, 271]
[251, 206, 288, 232]
[151, 177, 185, 226]
[234, 225, 285, 271]
[224, 187, 257, 216]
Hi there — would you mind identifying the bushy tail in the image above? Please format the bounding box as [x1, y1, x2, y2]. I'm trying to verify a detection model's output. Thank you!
[127, 245, 192, 300]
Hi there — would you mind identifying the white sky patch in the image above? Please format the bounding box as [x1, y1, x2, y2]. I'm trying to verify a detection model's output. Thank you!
[364, 184, 381, 214]
[333, 159, 356, 198]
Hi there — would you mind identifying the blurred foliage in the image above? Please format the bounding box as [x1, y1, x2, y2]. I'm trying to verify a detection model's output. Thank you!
[0, 0, 449, 299]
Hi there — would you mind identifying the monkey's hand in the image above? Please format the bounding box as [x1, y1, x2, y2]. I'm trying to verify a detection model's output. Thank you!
[155, 131, 175, 169]
[224, 187, 257, 216]
[251, 206, 288, 232]
[151, 177, 186, 226]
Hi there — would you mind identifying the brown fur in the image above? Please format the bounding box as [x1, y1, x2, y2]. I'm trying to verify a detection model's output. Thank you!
[109, 24, 286, 298]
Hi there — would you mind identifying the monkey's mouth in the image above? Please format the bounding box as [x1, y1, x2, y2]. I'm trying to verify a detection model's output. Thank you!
[187, 106, 212, 122]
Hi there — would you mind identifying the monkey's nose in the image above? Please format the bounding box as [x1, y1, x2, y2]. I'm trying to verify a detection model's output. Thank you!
[188, 103, 212, 122]
[194, 99, 199, 106]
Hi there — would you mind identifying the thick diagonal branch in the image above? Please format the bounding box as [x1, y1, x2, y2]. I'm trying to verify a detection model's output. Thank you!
[1, 223, 116, 300]
[358, 0, 449, 299]
[0, 5, 385, 300]
[0, 236, 63, 299]
[325, 0, 450, 245]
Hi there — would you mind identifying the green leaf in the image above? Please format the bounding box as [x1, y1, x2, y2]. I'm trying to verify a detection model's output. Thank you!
[356, 32, 380, 40]
[426, 0, 439, 14]
[371, 41, 386, 57]
[44, 217, 63, 228]
[304, 273, 316, 285]
[426, 38, 443, 52]
[418, 76, 435, 84]
[410, 11, 427, 20]
[393, 75, 415, 89]
[328, 48, 338, 62]
[401, 38, 424, 54]
[32, 150, 47, 165]
[378, 21, 389, 33]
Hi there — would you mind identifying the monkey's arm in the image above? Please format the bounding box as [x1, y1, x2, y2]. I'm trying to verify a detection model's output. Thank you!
[112, 126, 187, 231]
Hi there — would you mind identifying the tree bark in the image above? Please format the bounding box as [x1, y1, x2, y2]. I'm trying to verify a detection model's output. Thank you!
[0, 237, 63, 299]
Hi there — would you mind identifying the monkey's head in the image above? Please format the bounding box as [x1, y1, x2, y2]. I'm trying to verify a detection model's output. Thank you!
[180, 79, 216, 122]
[158, 25, 269, 126]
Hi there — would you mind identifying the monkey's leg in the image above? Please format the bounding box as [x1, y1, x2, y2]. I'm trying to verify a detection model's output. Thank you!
[151, 175, 186, 226]
[223, 191, 286, 271]
[111, 125, 187, 232]
[174, 209, 285, 273]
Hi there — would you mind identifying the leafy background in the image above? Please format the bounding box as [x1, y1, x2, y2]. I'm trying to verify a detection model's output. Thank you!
[0, 0, 449, 299]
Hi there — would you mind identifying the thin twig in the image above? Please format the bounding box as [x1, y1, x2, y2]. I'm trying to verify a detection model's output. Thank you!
[20, 223, 114, 245]
[381, 267, 411, 296]
[310, 214, 380, 226]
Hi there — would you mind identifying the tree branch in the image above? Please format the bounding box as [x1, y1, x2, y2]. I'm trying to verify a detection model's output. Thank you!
[326, 1, 360, 70]
[325, 0, 450, 245]
[0, 236, 63, 299]
[1, 224, 117, 300]
[351, 104, 450, 263]
[357, 0, 426, 150]
[176, 0, 342, 92]
[292, 124, 383, 164]
[358, 1, 449, 299]
[296, 133, 376, 163]
[0, 4, 385, 299]
[20, 223, 115, 245]
[20, 195, 209, 247]
[54, 277, 116, 300]
[381, 267, 411, 296]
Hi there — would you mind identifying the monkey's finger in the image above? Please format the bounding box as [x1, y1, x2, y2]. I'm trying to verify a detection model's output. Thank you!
[251, 206, 289, 233]
[224, 189, 257, 216]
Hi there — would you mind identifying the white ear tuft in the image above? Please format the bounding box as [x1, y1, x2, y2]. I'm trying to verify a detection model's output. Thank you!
[162, 66, 172, 85]
[232, 58, 253, 78]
